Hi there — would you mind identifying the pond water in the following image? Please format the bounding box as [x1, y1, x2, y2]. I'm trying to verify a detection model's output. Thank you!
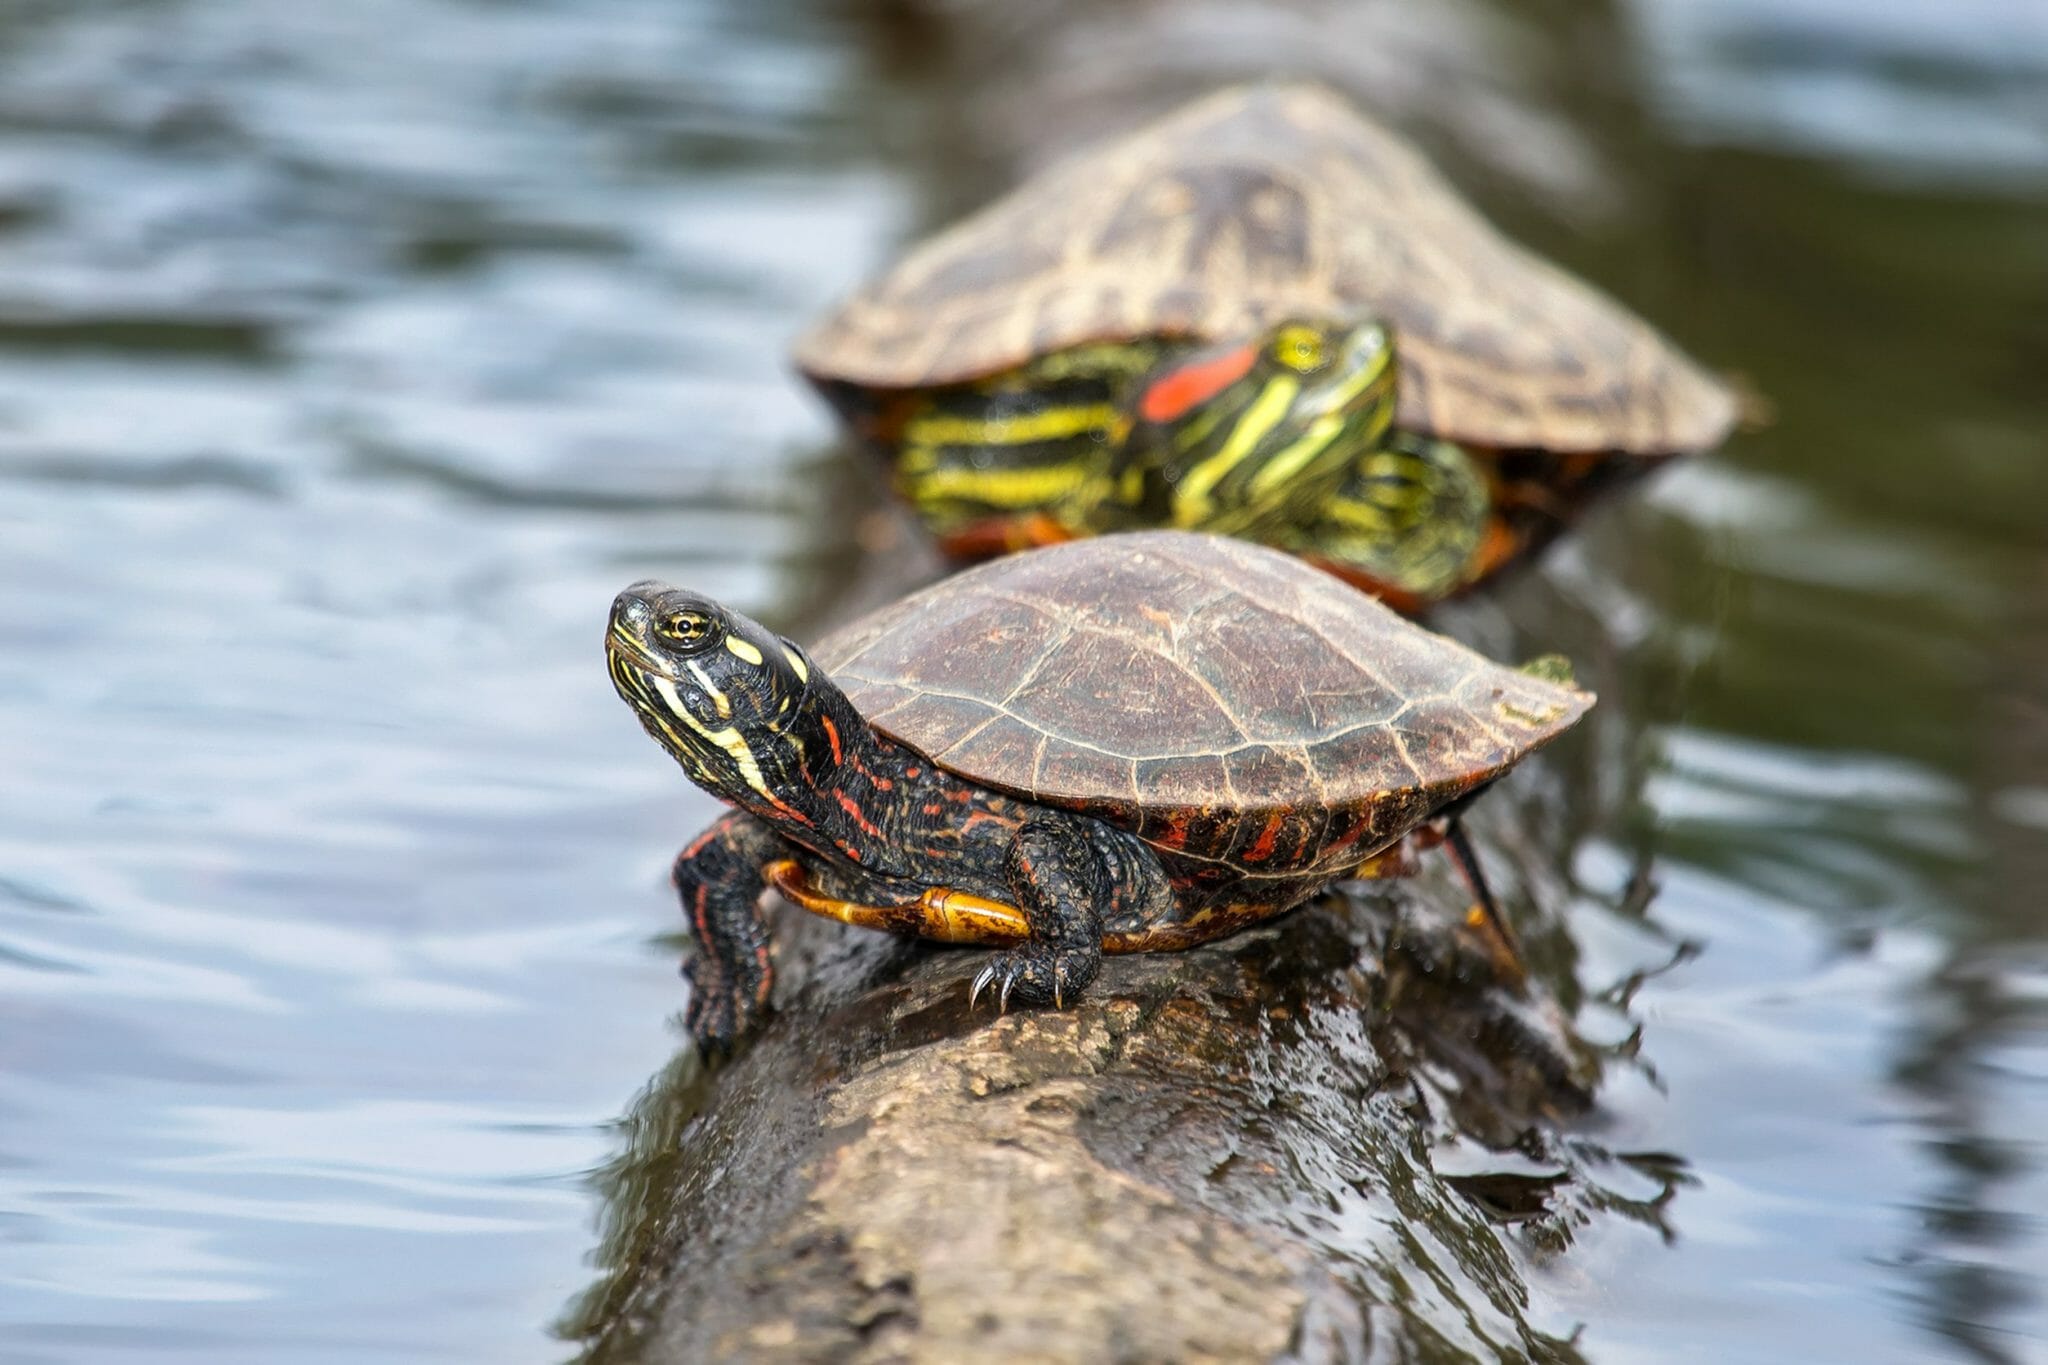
[0, 1, 2042, 1362]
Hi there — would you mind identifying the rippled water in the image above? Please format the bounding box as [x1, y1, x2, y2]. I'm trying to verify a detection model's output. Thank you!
[1, 0, 2043, 1361]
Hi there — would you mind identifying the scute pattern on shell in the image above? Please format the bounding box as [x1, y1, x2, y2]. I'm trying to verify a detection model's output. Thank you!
[795, 83, 1736, 455]
[813, 532, 1592, 872]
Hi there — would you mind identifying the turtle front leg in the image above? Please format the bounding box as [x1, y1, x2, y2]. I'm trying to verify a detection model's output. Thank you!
[973, 815, 1169, 1012]
[671, 810, 787, 1051]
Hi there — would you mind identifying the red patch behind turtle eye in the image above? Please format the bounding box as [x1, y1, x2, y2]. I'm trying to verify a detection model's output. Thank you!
[1137, 344, 1259, 424]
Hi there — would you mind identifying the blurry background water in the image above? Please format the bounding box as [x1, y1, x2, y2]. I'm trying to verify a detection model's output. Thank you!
[0, 0, 2042, 1361]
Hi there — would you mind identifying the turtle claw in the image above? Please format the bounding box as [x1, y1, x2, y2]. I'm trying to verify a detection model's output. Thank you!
[966, 945, 1100, 1016]
[967, 955, 1029, 1014]
[969, 963, 998, 1011]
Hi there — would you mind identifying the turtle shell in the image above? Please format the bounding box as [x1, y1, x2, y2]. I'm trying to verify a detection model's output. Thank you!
[813, 531, 1591, 875]
[795, 83, 1735, 456]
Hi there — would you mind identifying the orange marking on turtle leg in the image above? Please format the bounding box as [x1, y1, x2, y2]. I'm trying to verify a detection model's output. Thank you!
[765, 859, 1027, 944]
[820, 715, 843, 765]
[691, 884, 711, 946]
[920, 886, 1031, 943]
[679, 825, 721, 862]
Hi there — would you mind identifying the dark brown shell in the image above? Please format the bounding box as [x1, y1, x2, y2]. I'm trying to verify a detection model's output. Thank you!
[813, 532, 1591, 863]
[795, 83, 1735, 456]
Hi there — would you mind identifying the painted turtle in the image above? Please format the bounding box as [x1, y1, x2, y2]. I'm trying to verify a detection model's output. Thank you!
[795, 83, 1735, 609]
[607, 532, 1592, 1049]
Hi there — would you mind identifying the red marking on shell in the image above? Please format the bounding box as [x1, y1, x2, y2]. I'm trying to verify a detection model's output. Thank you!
[1242, 810, 1286, 864]
[1137, 343, 1258, 423]
[1323, 812, 1374, 856]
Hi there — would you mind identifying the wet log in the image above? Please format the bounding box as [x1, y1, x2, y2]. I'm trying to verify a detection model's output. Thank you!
[564, 884, 1677, 1364]
[859, 0, 1613, 219]
[562, 1, 1684, 1353]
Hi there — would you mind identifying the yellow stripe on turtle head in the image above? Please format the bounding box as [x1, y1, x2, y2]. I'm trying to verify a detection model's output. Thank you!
[1173, 374, 1301, 519]
[684, 660, 731, 719]
[651, 675, 771, 799]
[724, 636, 764, 666]
[1245, 410, 1347, 500]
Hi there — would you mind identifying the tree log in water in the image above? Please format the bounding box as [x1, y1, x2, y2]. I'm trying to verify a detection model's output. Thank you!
[563, 1, 1690, 1352]
[565, 883, 1683, 1363]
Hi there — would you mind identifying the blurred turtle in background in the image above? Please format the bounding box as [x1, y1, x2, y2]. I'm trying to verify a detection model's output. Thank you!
[796, 84, 1735, 610]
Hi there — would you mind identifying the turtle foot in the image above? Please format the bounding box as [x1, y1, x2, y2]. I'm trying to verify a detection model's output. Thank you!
[684, 954, 772, 1056]
[969, 943, 1100, 1013]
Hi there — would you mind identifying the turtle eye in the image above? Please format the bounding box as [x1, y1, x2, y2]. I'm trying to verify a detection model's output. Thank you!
[658, 610, 718, 652]
[1271, 326, 1328, 374]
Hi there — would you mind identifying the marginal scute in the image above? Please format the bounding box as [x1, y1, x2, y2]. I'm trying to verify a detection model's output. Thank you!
[813, 532, 1593, 851]
[795, 83, 1736, 455]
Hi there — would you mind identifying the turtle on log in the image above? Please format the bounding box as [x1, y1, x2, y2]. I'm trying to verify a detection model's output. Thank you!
[606, 531, 1592, 1048]
[795, 84, 1735, 609]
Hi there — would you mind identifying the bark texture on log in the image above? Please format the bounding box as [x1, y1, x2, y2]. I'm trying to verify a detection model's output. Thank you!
[564, 879, 1678, 1364]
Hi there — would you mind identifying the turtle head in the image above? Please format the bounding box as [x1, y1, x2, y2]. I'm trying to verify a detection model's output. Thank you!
[606, 581, 820, 811]
[1251, 316, 1398, 431]
[1126, 316, 1398, 528]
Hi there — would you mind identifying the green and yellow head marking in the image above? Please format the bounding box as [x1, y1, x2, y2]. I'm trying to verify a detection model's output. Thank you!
[880, 318, 1404, 553]
[1129, 316, 1399, 537]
